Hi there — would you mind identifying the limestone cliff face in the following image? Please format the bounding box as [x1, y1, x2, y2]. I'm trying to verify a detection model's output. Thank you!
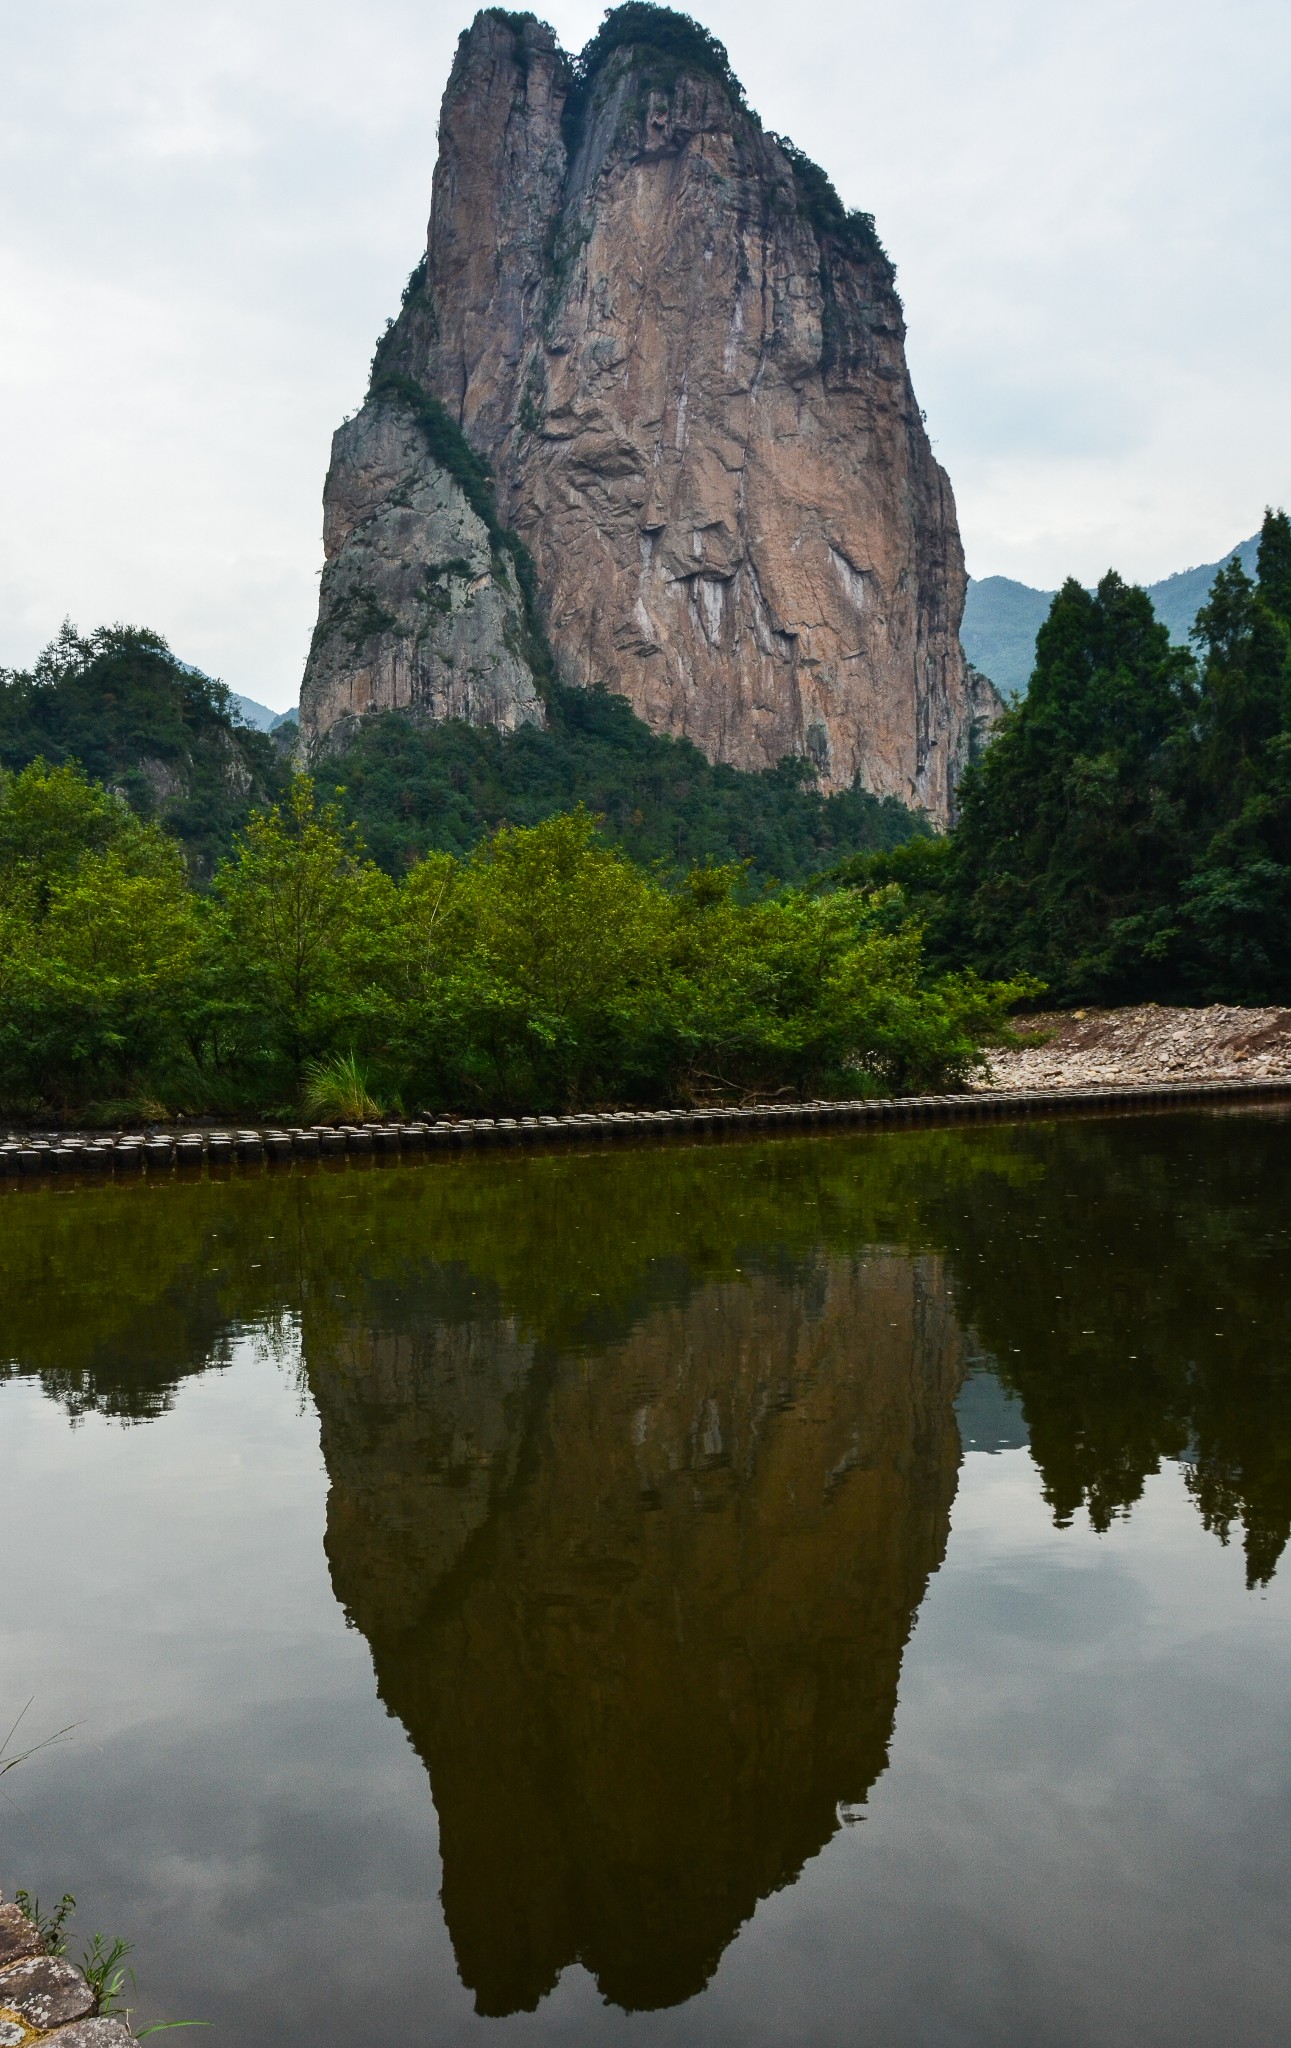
[301, 7, 996, 822]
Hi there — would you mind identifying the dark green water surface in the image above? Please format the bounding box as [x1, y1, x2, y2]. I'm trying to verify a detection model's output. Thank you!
[2, 1110, 1289, 2045]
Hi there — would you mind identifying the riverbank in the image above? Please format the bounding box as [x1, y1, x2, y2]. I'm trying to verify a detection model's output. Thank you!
[0, 1898, 132, 2044]
[2, 1074, 1290, 1184]
[980, 1004, 1291, 1091]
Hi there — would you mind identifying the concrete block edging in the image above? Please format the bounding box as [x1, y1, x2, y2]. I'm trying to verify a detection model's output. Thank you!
[0, 1077, 1287, 1186]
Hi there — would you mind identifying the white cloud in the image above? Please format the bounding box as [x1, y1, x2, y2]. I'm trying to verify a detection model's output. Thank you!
[1, 0, 1287, 704]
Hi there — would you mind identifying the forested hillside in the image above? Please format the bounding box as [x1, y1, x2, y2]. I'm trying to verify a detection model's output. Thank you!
[1, 625, 923, 885]
[846, 508, 1291, 1007]
[321, 683, 922, 880]
[0, 624, 287, 877]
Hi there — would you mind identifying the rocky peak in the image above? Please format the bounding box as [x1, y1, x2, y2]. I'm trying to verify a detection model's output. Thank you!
[300, 5, 999, 823]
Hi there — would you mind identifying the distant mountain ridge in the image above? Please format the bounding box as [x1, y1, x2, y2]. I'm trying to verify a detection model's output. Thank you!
[962, 534, 1262, 700]
[230, 692, 298, 733]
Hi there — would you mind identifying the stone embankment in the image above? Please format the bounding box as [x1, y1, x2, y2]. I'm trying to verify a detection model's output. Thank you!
[0, 1901, 132, 2046]
[2, 1075, 1289, 1185]
[981, 1004, 1291, 1092]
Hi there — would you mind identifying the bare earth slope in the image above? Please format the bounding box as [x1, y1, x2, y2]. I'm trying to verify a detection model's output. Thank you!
[300, 10, 999, 823]
[981, 1007, 1291, 1091]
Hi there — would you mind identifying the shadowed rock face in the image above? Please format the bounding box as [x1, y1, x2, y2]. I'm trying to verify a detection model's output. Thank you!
[300, 397, 544, 747]
[300, 10, 999, 821]
[312, 1251, 967, 2014]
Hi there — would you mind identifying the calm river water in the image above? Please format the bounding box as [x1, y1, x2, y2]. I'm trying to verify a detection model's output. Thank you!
[2, 1112, 1290, 2045]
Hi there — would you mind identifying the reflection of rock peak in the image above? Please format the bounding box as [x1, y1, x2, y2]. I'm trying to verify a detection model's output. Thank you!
[312, 1253, 968, 2014]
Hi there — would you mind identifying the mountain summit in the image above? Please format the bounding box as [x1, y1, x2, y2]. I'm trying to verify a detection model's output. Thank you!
[300, 5, 997, 824]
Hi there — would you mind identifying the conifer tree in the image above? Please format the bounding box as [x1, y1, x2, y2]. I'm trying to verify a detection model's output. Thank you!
[948, 572, 1193, 1000]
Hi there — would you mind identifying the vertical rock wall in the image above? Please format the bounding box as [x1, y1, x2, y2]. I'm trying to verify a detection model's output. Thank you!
[301, 9, 998, 823]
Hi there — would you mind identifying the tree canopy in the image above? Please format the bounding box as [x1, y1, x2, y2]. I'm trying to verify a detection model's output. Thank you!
[0, 623, 286, 878]
[841, 507, 1291, 1007]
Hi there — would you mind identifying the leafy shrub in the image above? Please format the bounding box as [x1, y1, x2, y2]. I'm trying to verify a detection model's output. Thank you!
[0, 760, 202, 1112]
[0, 774, 1027, 1120]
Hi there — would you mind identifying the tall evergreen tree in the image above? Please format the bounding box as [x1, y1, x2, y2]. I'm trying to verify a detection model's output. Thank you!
[1255, 505, 1291, 627]
[1173, 510, 1291, 998]
[948, 572, 1194, 1000]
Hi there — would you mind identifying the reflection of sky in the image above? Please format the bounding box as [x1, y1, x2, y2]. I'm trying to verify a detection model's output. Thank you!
[3, 1337, 1289, 2046]
[955, 1365, 1029, 1455]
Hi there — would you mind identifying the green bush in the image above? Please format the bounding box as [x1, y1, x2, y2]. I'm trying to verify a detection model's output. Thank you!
[0, 771, 1029, 1121]
[0, 761, 202, 1112]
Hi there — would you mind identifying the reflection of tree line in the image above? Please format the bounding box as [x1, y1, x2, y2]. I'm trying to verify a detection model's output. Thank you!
[3, 1122, 1286, 1585]
[941, 1113, 1291, 1587]
[0, 1137, 1002, 1417]
[5, 1120, 1290, 2008]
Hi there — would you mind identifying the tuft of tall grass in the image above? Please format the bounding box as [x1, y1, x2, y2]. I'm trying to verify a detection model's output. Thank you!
[301, 1050, 385, 1123]
[15, 1890, 76, 1955]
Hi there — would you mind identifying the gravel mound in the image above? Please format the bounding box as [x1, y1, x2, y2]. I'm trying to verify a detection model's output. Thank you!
[980, 1005, 1291, 1091]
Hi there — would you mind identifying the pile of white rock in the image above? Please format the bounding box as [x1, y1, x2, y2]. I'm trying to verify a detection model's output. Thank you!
[980, 1004, 1291, 1093]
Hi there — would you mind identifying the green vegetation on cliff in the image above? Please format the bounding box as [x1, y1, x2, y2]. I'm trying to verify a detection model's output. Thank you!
[559, 6, 888, 270]
[562, 2, 748, 152]
[323, 681, 923, 880]
[362, 371, 559, 691]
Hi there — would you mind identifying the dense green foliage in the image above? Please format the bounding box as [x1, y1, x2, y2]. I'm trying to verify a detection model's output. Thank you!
[0, 624, 286, 878]
[324, 682, 923, 879]
[0, 762, 1027, 1120]
[841, 508, 1291, 1005]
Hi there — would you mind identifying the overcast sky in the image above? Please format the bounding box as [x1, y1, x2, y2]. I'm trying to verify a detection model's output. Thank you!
[2, 0, 1288, 709]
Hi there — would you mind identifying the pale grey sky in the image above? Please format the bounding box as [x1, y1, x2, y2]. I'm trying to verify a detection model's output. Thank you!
[2, 0, 1288, 708]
